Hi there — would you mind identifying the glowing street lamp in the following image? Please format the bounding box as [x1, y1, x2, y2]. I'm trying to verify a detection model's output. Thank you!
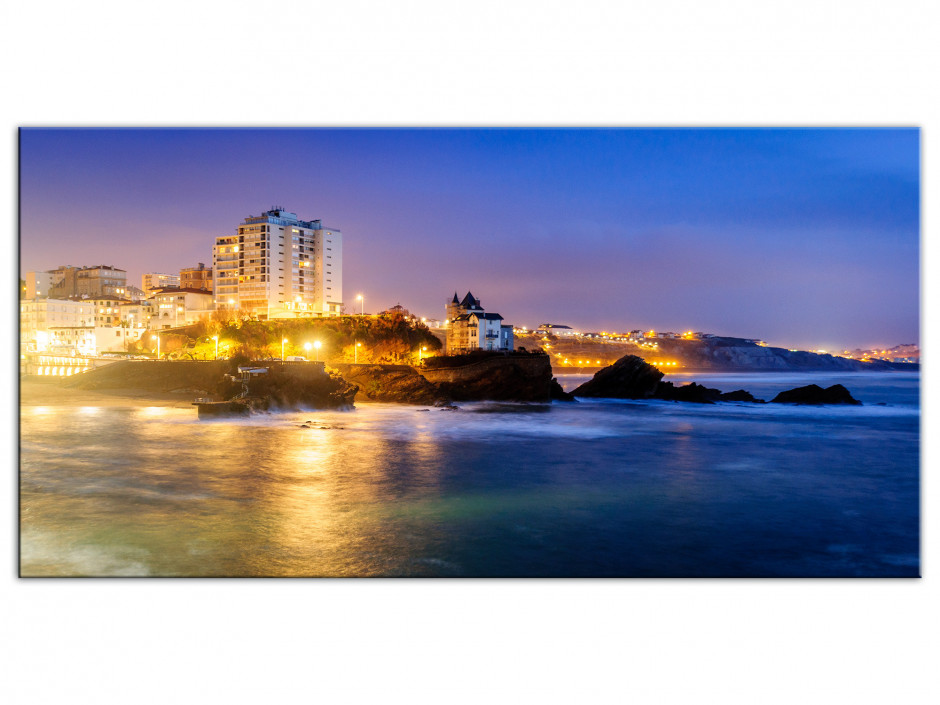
[212, 335, 219, 360]
[355, 341, 361, 363]
[153, 332, 160, 359]
[356, 293, 364, 315]
[304, 342, 312, 358]
[314, 341, 321, 361]
[282, 338, 288, 361]
[419, 345, 427, 362]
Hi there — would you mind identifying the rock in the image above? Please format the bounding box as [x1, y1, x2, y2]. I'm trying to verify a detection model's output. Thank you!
[420, 354, 555, 402]
[570, 355, 663, 399]
[549, 378, 576, 402]
[654, 381, 721, 404]
[770, 384, 862, 405]
[718, 389, 763, 403]
[330, 364, 446, 405]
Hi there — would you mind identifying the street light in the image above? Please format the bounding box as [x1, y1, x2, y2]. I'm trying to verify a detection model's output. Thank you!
[212, 335, 219, 360]
[154, 332, 160, 359]
[314, 340, 321, 361]
[304, 342, 312, 360]
[282, 338, 288, 361]
[357, 293, 364, 315]
[420, 345, 427, 362]
[355, 341, 361, 363]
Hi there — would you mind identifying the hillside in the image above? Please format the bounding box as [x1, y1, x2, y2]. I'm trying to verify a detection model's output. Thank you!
[515, 333, 905, 373]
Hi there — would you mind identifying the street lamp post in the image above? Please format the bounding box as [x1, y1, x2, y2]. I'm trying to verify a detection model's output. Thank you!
[355, 341, 361, 363]
[212, 335, 219, 360]
[304, 342, 312, 360]
[357, 294, 364, 315]
[282, 338, 288, 361]
[154, 332, 160, 359]
[314, 341, 321, 362]
[419, 345, 427, 362]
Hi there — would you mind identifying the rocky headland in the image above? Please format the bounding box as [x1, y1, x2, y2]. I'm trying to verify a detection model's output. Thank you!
[328, 363, 446, 405]
[517, 333, 915, 373]
[571, 354, 862, 405]
[47, 352, 565, 409]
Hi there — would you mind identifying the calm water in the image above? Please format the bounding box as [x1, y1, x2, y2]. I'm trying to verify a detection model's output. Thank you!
[20, 372, 919, 577]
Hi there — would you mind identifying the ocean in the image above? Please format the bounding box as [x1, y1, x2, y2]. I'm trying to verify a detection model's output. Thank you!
[19, 371, 920, 577]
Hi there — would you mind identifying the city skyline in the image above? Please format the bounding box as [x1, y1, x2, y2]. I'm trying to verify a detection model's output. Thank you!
[19, 127, 920, 350]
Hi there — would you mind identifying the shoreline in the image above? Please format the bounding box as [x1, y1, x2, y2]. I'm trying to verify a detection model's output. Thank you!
[19, 379, 199, 408]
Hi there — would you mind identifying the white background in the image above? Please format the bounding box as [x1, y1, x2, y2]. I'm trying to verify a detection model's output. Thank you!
[2, 2, 937, 703]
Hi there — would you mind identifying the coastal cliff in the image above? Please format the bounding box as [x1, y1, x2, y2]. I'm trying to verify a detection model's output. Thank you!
[418, 353, 556, 402]
[53, 354, 560, 406]
[516, 333, 908, 373]
[328, 363, 446, 405]
[61, 360, 358, 409]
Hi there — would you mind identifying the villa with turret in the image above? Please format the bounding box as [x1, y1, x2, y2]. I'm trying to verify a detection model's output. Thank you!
[444, 291, 514, 354]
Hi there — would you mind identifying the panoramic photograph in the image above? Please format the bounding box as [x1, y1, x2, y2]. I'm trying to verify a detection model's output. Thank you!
[18, 127, 920, 577]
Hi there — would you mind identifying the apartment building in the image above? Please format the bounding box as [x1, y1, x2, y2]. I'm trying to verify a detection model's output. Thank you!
[40, 265, 128, 299]
[21, 295, 146, 356]
[20, 298, 96, 353]
[149, 287, 215, 329]
[213, 207, 343, 319]
[142, 272, 180, 292]
[25, 271, 55, 298]
[180, 263, 213, 292]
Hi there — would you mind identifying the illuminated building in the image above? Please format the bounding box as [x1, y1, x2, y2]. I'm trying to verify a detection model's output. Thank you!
[35, 265, 128, 299]
[445, 291, 514, 354]
[148, 287, 215, 329]
[142, 272, 180, 292]
[180, 263, 213, 292]
[213, 207, 343, 319]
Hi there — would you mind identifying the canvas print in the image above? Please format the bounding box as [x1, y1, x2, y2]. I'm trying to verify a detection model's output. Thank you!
[18, 127, 920, 577]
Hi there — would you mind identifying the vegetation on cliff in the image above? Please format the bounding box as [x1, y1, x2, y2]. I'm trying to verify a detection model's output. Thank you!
[131, 312, 442, 364]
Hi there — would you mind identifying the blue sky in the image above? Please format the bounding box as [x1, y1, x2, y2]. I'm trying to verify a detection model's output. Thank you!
[19, 127, 920, 350]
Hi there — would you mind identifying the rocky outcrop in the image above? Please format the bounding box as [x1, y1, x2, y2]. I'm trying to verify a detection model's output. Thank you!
[651, 382, 764, 404]
[217, 365, 358, 410]
[770, 384, 862, 405]
[329, 363, 447, 405]
[717, 389, 762, 403]
[549, 378, 576, 402]
[419, 353, 555, 402]
[570, 355, 663, 398]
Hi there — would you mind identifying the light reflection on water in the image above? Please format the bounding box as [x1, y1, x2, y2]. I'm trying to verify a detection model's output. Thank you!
[19, 373, 920, 577]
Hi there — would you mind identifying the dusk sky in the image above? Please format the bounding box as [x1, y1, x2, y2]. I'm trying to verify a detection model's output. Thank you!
[19, 128, 919, 351]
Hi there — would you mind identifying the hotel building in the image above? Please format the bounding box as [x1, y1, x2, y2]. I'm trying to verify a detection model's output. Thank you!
[213, 207, 343, 319]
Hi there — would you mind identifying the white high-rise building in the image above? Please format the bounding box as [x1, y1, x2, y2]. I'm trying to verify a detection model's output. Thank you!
[213, 207, 343, 319]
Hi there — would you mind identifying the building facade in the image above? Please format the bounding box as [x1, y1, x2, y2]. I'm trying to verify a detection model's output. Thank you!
[20, 298, 96, 353]
[25, 271, 55, 299]
[444, 291, 514, 354]
[213, 207, 343, 319]
[19, 297, 144, 355]
[44, 265, 128, 299]
[148, 288, 215, 329]
[142, 272, 180, 292]
[180, 263, 213, 292]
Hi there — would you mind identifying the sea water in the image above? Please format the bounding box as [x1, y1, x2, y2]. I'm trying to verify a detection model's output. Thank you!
[19, 371, 919, 577]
